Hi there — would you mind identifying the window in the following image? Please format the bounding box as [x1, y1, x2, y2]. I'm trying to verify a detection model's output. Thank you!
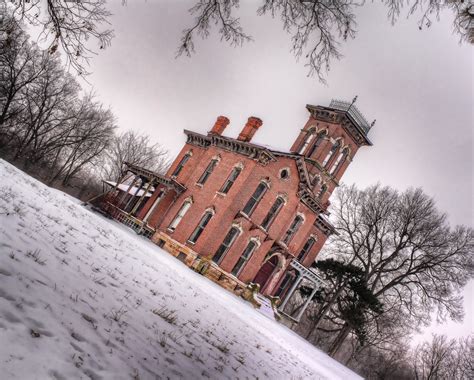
[220, 167, 242, 194]
[212, 226, 240, 264]
[261, 196, 285, 231]
[171, 153, 191, 177]
[188, 210, 213, 244]
[231, 240, 258, 276]
[197, 159, 218, 185]
[318, 184, 328, 200]
[282, 215, 304, 245]
[322, 140, 341, 167]
[168, 200, 192, 231]
[275, 272, 293, 297]
[329, 148, 349, 176]
[298, 129, 315, 154]
[306, 132, 326, 158]
[242, 182, 268, 216]
[298, 237, 316, 261]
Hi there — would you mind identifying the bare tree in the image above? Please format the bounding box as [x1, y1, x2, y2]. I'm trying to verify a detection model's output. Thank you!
[103, 130, 171, 182]
[412, 334, 474, 380]
[309, 184, 473, 355]
[7, 1, 473, 80]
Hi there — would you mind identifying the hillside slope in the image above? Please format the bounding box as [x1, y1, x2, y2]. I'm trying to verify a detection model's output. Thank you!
[0, 159, 360, 380]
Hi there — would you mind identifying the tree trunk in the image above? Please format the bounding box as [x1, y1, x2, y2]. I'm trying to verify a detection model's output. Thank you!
[328, 323, 351, 357]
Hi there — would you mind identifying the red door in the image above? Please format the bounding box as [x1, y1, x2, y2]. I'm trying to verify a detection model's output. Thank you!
[253, 256, 278, 290]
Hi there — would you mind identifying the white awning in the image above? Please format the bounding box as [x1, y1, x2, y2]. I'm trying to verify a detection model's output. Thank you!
[105, 181, 154, 197]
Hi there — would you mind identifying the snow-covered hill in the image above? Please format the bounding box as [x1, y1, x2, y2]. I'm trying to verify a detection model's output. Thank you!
[0, 159, 360, 380]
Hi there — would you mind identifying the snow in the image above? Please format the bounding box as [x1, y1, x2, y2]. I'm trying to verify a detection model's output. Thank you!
[0, 159, 361, 380]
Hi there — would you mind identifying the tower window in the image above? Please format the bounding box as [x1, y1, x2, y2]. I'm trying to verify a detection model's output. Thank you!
[329, 148, 349, 176]
[261, 196, 285, 231]
[220, 167, 242, 194]
[168, 199, 192, 231]
[197, 159, 218, 185]
[322, 140, 341, 167]
[242, 182, 268, 216]
[188, 210, 213, 244]
[298, 129, 316, 154]
[171, 153, 191, 177]
[306, 131, 326, 158]
[231, 240, 258, 276]
[282, 215, 304, 245]
[213, 226, 240, 264]
[297, 237, 316, 261]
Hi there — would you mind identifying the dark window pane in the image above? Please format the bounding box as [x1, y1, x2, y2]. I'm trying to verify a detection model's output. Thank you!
[172, 154, 190, 177]
[213, 227, 239, 264]
[243, 183, 267, 216]
[261, 197, 284, 230]
[197, 159, 217, 185]
[220, 167, 241, 194]
[298, 237, 316, 261]
[188, 212, 213, 243]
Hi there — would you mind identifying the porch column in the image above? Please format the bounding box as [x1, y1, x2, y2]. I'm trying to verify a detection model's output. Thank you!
[130, 180, 154, 216]
[124, 178, 144, 213]
[294, 284, 319, 322]
[279, 274, 303, 310]
[119, 175, 139, 206]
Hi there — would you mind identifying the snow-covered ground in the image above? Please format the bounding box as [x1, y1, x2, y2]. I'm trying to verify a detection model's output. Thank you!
[0, 159, 360, 380]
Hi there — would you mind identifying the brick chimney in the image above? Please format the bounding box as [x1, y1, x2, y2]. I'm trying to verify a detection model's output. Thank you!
[237, 117, 263, 142]
[209, 116, 230, 136]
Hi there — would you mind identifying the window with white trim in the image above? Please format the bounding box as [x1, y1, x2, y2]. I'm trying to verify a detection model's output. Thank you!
[329, 147, 349, 176]
[168, 200, 192, 231]
[261, 196, 285, 231]
[297, 237, 316, 261]
[322, 140, 341, 167]
[197, 159, 218, 185]
[242, 182, 268, 216]
[220, 166, 242, 194]
[171, 153, 191, 177]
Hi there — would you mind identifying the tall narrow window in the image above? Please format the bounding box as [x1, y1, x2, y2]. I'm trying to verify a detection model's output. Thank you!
[231, 240, 258, 276]
[329, 148, 349, 176]
[197, 159, 218, 185]
[261, 196, 285, 231]
[282, 215, 304, 245]
[213, 226, 240, 264]
[188, 210, 213, 244]
[171, 153, 191, 177]
[322, 140, 341, 167]
[275, 272, 293, 297]
[298, 237, 316, 261]
[220, 167, 242, 194]
[143, 189, 164, 222]
[306, 132, 325, 157]
[298, 130, 315, 154]
[168, 200, 192, 231]
[242, 182, 268, 216]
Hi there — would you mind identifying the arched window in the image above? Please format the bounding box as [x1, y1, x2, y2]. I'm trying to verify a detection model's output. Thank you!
[212, 226, 240, 264]
[318, 184, 328, 200]
[297, 237, 316, 261]
[220, 166, 242, 194]
[329, 147, 349, 176]
[188, 210, 214, 244]
[306, 131, 326, 158]
[322, 140, 341, 167]
[242, 182, 268, 216]
[261, 196, 285, 231]
[171, 152, 191, 177]
[197, 159, 218, 185]
[282, 215, 304, 245]
[298, 129, 316, 154]
[168, 199, 192, 231]
[231, 240, 258, 276]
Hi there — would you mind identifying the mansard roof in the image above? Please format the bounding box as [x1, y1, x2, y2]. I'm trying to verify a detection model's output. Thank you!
[306, 101, 374, 147]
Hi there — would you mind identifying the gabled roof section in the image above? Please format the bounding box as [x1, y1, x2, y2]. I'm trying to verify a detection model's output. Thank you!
[124, 162, 186, 194]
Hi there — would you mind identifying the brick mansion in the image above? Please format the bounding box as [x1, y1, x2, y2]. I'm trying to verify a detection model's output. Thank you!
[95, 100, 373, 312]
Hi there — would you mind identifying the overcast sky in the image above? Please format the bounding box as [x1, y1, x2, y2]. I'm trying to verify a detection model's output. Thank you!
[84, 1, 472, 340]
